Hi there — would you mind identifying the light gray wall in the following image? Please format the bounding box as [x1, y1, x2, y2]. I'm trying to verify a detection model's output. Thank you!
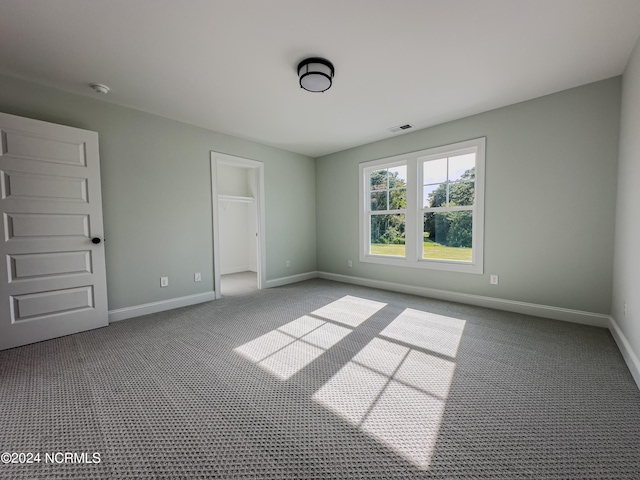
[0, 74, 316, 310]
[0, 73, 623, 318]
[316, 78, 621, 314]
[612, 37, 640, 360]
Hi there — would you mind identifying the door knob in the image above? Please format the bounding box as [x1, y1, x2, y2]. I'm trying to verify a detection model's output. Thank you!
[91, 237, 102, 244]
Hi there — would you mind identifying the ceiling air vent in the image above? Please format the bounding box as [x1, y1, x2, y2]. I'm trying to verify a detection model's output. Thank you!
[388, 124, 413, 133]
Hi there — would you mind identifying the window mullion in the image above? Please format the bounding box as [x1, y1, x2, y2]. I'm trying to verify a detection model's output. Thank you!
[386, 170, 390, 210]
[370, 209, 405, 215]
[423, 205, 473, 213]
[405, 158, 418, 262]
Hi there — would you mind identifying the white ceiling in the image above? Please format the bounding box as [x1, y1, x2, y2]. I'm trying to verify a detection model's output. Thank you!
[1, 0, 640, 158]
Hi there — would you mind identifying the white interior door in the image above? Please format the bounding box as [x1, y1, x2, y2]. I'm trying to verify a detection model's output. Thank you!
[0, 112, 108, 350]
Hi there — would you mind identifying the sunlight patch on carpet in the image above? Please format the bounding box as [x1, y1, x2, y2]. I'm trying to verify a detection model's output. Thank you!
[234, 294, 387, 380]
[313, 308, 464, 469]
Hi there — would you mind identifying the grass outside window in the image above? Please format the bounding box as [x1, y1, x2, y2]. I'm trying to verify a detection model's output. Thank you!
[370, 240, 472, 261]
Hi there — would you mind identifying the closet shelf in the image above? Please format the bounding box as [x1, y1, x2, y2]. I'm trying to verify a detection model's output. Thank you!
[218, 194, 255, 203]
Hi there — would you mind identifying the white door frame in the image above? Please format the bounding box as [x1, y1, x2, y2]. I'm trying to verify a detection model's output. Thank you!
[210, 152, 266, 299]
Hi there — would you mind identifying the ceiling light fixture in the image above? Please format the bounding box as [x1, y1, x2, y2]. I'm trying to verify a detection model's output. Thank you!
[297, 57, 334, 93]
[90, 83, 110, 94]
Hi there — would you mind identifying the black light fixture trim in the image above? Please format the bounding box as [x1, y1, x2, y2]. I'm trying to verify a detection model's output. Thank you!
[298, 57, 335, 93]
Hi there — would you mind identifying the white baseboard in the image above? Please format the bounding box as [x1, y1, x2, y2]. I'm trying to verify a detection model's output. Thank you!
[221, 265, 255, 275]
[317, 271, 610, 328]
[608, 316, 640, 389]
[264, 271, 318, 288]
[108, 291, 217, 323]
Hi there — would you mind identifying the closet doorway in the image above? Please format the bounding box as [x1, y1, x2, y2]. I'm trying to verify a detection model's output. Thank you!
[211, 152, 266, 298]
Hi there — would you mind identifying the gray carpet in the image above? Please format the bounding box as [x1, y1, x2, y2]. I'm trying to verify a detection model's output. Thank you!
[1, 279, 639, 479]
[221, 272, 258, 297]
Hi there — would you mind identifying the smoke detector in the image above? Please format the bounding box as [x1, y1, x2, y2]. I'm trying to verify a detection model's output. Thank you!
[90, 83, 110, 95]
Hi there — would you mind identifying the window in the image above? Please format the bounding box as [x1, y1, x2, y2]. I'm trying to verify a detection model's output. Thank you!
[369, 164, 407, 258]
[359, 138, 485, 274]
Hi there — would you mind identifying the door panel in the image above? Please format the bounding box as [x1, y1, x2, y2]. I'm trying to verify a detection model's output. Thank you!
[5, 213, 90, 239]
[2, 170, 88, 202]
[11, 285, 94, 322]
[0, 112, 108, 350]
[0, 128, 87, 166]
[9, 251, 92, 280]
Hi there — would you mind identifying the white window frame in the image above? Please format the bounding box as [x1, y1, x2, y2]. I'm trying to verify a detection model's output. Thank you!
[359, 137, 485, 274]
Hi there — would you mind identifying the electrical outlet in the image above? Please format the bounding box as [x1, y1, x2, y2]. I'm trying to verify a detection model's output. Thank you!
[347, 260, 353, 268]
[194, 272, 202, 282]
[490, 275, 499, 285]
[285, 260, 290, 268]
[160, 276, 169, 287]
